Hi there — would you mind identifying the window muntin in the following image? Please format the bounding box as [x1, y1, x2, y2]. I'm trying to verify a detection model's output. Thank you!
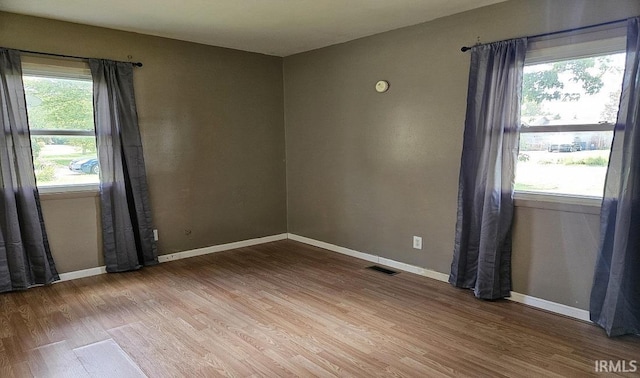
[23, 68, 98, 189]
[515, 50, 625, 198]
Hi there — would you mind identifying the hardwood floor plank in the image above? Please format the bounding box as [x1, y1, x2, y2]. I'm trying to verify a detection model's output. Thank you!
[0, 240, 637, 377]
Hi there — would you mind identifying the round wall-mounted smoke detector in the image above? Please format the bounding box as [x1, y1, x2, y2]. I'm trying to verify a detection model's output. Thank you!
[375, 80, 390, 93]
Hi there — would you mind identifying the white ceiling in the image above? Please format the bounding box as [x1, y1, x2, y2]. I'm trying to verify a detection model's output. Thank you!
[0, 0, 506, 56]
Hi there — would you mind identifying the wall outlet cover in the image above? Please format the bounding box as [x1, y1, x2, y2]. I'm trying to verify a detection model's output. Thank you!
[413, 236, 422, 250]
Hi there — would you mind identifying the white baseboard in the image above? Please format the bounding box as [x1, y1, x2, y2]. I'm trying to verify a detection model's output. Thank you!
[287, 234, 450, 282]
[58, 266, 107, 281]
[57, 233, 288, 282]
[378, 256, 450, 282]
[287, 233, 590, 322]
[157, 233, 288, 263]
[509, 292, 590, 321]
[287, 234, 379, 263]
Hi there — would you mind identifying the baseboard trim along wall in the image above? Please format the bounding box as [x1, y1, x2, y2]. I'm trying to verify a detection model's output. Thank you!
[57, 233, 289, 282]
[155, 233, 289, 263]
[58, 266, 107, 281]
[287, 233, 591, 322]
[57, 231, 590, 322]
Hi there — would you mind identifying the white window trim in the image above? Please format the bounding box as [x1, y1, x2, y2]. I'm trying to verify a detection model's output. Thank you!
[39, 184, 99, 198]
[514, 191, 601, 215]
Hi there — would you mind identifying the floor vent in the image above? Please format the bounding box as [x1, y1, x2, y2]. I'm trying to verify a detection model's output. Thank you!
[366, 265, 399, 275]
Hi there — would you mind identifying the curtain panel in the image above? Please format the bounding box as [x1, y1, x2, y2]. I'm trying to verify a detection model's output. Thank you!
[449, 38, 527, 300]
[0, 48, 58, 292]
[90, 59, 157, 272]
[590, 17, 640, 337]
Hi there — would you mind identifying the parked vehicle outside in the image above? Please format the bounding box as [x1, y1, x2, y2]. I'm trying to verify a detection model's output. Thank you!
[548, 143, 575, 152]
[69, 157, 99, 174]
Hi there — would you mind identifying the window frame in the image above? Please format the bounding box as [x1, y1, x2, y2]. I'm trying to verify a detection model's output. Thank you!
[515, 31, 626, 205]
[22, 57, 99, 193]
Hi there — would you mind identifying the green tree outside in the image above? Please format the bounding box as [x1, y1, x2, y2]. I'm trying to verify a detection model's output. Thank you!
[522, 56, 617, 106]
[24, 76, 96, 154]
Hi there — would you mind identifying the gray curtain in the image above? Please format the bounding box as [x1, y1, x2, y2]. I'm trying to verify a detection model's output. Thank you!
[90, 59, 157, 272]
[0, 48, 58, 291]
[590, 17, 640, 337]
[449, 39, 527, 300]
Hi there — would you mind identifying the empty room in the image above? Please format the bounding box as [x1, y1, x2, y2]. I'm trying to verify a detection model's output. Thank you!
[1, 0, 639, 376]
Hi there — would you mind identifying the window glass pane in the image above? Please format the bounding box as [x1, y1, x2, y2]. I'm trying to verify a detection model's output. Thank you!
[516, 131, 612, 197]
[23, 75, 93, 131]
[517, 50, 624, 198]
[522, 53, 625, 125]
[32, 136, 99, 187]
[24, 70, 97, 189]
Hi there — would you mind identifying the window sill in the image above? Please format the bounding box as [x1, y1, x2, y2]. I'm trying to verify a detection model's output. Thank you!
[514, 191, 601, 215]
[39, 184, 99, 200]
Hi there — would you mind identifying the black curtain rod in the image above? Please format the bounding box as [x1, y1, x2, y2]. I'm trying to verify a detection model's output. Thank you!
[460, 17, 628, 52]
[15, 48, 143, 67]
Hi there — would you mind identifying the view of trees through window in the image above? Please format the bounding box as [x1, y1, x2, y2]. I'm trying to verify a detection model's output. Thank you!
[515, 52, 625, 197]
[24, 75, 99, 187]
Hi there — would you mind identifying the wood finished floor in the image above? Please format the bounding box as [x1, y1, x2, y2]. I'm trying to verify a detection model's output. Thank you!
[0, 240, 638, 377]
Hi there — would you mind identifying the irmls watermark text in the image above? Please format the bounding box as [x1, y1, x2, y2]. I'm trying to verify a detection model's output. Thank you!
[594, 360, 637, 373]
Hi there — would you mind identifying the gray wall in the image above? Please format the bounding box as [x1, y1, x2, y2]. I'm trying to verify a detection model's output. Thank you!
[512, 201, 601, 309]
[284, 0, 640, 310]
[0, 12, 287, 273]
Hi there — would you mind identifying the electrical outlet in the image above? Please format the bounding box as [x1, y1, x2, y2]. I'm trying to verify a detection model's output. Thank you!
[153, 229, 159, 241]
[413, 236, 422, 250]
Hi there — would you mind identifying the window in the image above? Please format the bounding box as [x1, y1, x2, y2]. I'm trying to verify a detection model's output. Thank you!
[22, 57, 98, 190]
[515, 31, 626, 198]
